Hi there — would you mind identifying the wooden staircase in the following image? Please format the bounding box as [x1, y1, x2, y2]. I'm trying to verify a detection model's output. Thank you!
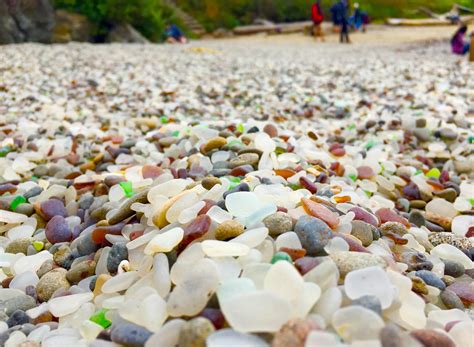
[164, 0, 206, 37]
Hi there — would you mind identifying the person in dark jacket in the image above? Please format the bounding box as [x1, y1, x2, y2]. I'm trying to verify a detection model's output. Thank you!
[336, 0, 350, 43]
[165, 24, 187, 44]
[311, 1, 325, 41]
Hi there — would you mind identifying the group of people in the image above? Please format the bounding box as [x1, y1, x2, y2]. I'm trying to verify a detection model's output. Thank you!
[312, 1, 369, 43]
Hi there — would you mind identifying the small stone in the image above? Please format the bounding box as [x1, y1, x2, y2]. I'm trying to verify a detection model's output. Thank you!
[5, 238, 31, 255]
[52, 245, 74, 269]
[107, 243, 128, 274]
[352, 295, 382, 315]
[442, 260, 464, 278]
[330, 251, 386, 277]
[263, 124, 278, 138]
[433, 188, 457, 203]
[271, 318, 318, 347]
[45, 216, 72, 244]
[415, 118, 426, 128]
[414, 270, 446, 290]
[36, 269, 71, 302]
[178, 317, 215, 347]
[66, 260, 96, 284]
[1, 295, 36, 316]
[440, 290, 464, 310]
[229, 153, 259, 168]
[14, 204, 34, 217]
[111, 322, 152, 347]
[6, 310, 30, 327]
[215, 220, 244, 240]
[350, 220, 373, 247]
[379, 222, 407, 236]
[202, 137, 227, 154]
[411, 329, 455, 347]
[294, 215, 332, 256]
[409, 210, 425, 227]
[409, 200, 426, 209]
[263, 212, 293, 236]
[39, 199, 67, 221]
[201, 177, 221, 190]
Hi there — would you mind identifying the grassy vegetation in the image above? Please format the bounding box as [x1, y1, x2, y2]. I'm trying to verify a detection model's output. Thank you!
[53, 0, 473, 38]
[177, 0, 473, 31]
[53, 0, 180, 41]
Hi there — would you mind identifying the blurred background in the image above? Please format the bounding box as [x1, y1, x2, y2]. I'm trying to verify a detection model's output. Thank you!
[0, 0, 472, 44]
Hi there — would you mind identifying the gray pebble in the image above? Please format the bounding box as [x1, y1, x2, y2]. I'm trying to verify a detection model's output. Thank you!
[107, 243, 128, 274]
[111, 322, 152, 347]
[440, 290, 464, 310]
[294, 215, 332, 256]
[415, 270, 446, 290]
[442, 259, 465, 278]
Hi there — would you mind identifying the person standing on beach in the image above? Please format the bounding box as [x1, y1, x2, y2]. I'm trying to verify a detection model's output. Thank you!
[311, 0, 325, 41]
[336, 0, 350, 43]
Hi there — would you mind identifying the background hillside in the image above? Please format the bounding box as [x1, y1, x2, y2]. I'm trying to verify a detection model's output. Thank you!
[53, 0, 472, 39]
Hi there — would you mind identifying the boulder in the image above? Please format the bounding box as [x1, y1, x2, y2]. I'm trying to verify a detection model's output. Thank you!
[52, 10, 92, 43]
[0, 0, 55, 44]
[106, 24, 149, 44]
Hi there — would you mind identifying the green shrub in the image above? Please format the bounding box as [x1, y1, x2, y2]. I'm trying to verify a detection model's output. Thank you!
[53, 0, 179, 41]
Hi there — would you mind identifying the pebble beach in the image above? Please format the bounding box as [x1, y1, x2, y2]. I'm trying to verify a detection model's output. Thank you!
[0, 30, 473, 347]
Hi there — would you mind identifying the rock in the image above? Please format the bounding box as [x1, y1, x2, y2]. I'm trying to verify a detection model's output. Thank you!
[215, 220, 244, 240]
[440, 290, 464, 310]
[45, 216, 72, 244]
[263, 212, 293, 236]
[229, 153, 259, 168]
[107, 243, 128, 274]
[294, 215, 332, 256]
[0, 295, 36, 316]
[350, 220, 373, 246]
[330, 251, 386, 277]
[415, 118, 427, 128]
[5, 238, 31, 255]
[271, 318, 318, 347]
[414, 270, 446, 290]
[379, 222, 407, 236]
[52, 10, 91, 43]
[178, 317, 215, 347]
[433, 188, 457, 203]
[52, 244, 74, 269]
[409, 210, 426, 227]
[410, 329, 455, 347]
[442, 260, 464, 278]
[0, 0, 55, 44]
[400, 251, 433, 272]
[111, 322, 153, 347]
[106, 24, 149, 44]
[36, 269, 70, 302]
[201, 177, 221, 190]
[66, 260, 96, 284]
[6, 310, 30, 327]
[202, 137, 227, 154]
[352, 295, 382, 315]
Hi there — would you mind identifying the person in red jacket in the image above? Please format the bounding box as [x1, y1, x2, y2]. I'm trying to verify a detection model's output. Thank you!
[312, 1, 325, 41]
